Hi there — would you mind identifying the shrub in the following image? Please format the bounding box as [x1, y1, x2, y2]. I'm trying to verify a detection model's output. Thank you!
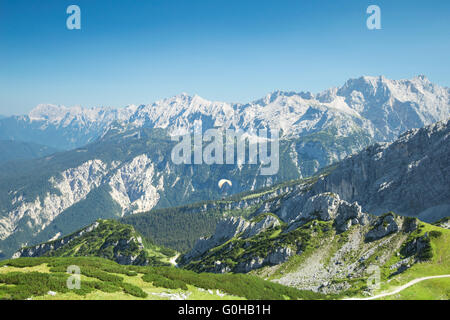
[121, 282, 147, 298]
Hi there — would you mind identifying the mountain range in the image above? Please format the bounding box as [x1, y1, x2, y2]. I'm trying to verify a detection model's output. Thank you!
[0, 75, 449, 300]
[0, 76, 449, 260]
[7, 120, 450, 297]
[1, 75, 447, 180]
[1, 75, 448, 148]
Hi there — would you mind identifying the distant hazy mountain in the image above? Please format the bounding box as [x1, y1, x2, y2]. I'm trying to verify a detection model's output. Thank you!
[0, 105, 137, 150]
[1, 75, 448, 150]
[0, 140, 59, 164]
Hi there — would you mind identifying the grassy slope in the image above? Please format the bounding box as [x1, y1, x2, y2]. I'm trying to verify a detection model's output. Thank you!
[0, 257, 326, 300]
[376, 223, 449, 299]
[1, 222, 447, 300]
[378, 278, 450, 300]
[344, 222, 450, 300]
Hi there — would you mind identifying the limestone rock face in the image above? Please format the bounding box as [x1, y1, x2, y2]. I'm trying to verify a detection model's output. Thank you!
[0, 160, 108, 242]
[402, 234, 431, 258]
[185, 214, 283, 262]
[243, 215, 281, 239]
[183, 217, 250, 261]
[311, 119, 450, 222]
[286, 193, 370, 233]
[234, 247, 294, 273]
[299, 193, 340, 221]
[235, 257, 266, 273]
[335, 200, 369, 233]
[212, 261, 232, 274]
[267, 247, 294, 265]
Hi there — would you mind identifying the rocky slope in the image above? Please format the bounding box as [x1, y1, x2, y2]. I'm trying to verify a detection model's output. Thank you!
[181, 192, 448, 294]
[309, 118, 450, 222]
[12, 219, 169, 266]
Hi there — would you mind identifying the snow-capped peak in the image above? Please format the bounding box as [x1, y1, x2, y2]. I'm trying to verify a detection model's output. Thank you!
[28, 104, 70, 122]
[15, 75, 450, 148]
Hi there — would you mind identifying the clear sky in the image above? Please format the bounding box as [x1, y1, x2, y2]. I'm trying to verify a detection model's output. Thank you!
[0, 0, 449, 115]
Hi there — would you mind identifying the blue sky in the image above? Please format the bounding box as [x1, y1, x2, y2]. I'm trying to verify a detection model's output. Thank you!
[0, 0, 449, 115]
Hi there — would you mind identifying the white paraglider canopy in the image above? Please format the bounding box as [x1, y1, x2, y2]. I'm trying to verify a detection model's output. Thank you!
[218, 179, 232, 189]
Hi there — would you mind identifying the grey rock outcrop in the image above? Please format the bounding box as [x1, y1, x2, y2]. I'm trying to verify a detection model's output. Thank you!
[183, 217, 250, 261]
[401, 233, 430, 258]
[234, 246, 293, 273]
[242, 215, 281, 239]
[267, 247, 294, 265]
[365, 213, 399, 242]
[184, 214, 282, 262]
[433, 217, 450, 229]
[286, 193, 369, 233]
[298, 193, 340, 221]
[212, 261, 232, 274]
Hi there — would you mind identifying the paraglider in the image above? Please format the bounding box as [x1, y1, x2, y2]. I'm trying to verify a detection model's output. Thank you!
[218, 179, 232, 189]
[218, 179, 232, 199]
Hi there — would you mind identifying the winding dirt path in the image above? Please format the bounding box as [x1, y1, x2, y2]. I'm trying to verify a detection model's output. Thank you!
[345, 274, 450, 300]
